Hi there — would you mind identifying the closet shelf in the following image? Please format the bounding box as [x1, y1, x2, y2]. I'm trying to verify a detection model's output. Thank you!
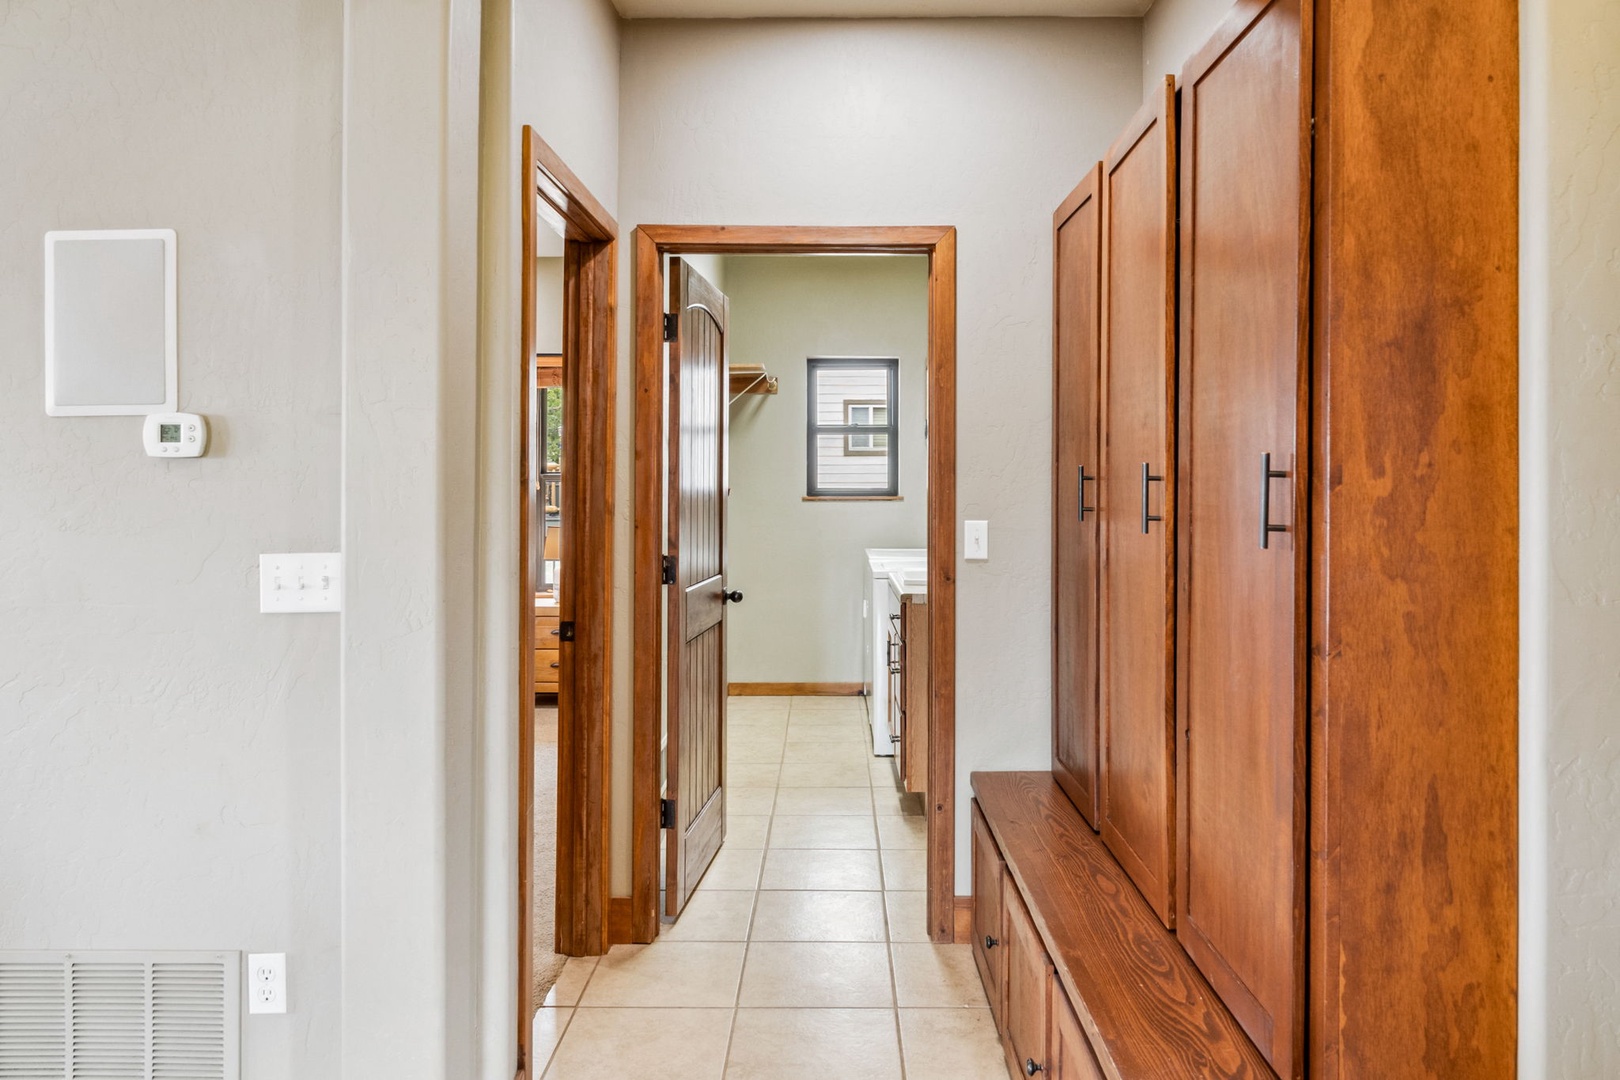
[728, 364, 778, 402]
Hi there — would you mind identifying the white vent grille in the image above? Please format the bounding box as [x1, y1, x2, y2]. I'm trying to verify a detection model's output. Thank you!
[0, 953, 239, 1080]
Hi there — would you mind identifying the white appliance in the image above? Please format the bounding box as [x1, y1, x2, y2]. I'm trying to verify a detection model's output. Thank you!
[862, 548, 925, 756]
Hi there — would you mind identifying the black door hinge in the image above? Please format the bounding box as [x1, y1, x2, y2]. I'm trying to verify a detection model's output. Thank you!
[558, 621, 575, 642]
[663, 312, 679, 342]
[660, 798, 676, 829]
[661, 554, 677, 586]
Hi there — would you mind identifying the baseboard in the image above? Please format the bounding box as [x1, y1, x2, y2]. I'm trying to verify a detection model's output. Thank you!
[954, 895, 974, 944]
[607, 896, 634, 946]
[728, 682, 863, 697]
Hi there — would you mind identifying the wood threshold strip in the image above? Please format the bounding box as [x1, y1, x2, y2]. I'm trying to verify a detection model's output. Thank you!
[972, 771, 1275, 1079]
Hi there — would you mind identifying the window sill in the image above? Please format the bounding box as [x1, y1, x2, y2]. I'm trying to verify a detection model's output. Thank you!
[802, 495, 905, 502]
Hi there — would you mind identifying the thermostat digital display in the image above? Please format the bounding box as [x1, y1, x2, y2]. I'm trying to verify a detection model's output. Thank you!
[143, 412, 208, 457]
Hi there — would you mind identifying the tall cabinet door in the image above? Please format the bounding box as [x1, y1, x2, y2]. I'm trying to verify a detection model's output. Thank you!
[1175, 1, 1310, 1076]
[1098, 77, 1179, 929]
[1051, 165, 1104, 827]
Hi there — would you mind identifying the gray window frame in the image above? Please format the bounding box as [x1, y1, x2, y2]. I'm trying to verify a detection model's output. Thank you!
[805, 357, 899, 498]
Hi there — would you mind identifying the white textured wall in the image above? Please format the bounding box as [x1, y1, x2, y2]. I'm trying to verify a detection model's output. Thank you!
[618, 17, 1143, 890]
[0, 2, 343, 1076]
[1521, 0, 1620, 1075]
[1141, 0, 1229, 89]
[724, 256, 929, 683]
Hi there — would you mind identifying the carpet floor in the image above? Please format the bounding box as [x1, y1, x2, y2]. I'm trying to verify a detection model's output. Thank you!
[533, 704, 566, 1004]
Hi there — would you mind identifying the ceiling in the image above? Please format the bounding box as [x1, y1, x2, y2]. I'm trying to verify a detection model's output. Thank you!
[611, 0, 1152, 18]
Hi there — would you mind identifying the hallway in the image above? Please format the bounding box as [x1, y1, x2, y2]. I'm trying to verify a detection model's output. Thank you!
[531, 694, 1003, 1078]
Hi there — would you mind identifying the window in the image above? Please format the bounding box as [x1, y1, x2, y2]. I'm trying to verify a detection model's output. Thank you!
[806, 358, 899, 497]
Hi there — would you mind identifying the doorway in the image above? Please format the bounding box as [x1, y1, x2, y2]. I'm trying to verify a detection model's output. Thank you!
[633, 227, 959, 945]
[517, 126, 618, 1076]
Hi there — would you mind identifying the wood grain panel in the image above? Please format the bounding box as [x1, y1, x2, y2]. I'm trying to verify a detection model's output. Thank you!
[1051, 980, 1106, 1080]
[664, 259, 729, 918]
[1175, 3, 1310, 1074]
[972, 803, 1008, 1031]
[1308, 1, 1519, 1076]
[1003, 879, 1054, 1079]
[973, 773, 1274, 1079]
[1099, 77, 1179, 930]
[1052, 165, 1104, 829]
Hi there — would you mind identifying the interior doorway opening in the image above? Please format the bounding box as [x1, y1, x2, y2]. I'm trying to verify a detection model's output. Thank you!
[634, 226, 959, 947]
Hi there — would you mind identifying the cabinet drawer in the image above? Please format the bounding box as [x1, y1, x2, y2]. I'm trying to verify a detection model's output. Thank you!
[534, 647, 560, 692]
[971, 803, 1007, 1030]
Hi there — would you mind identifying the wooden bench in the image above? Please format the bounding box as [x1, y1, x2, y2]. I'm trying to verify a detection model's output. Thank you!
[971, 772, 1274, 1079]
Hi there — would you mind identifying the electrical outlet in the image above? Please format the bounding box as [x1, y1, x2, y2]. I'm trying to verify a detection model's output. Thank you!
[247, 952, 287, 1015]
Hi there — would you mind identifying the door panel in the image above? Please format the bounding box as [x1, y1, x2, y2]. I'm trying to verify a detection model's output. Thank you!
[1052, 166, 1104, 828]
[1050, 979, 1105, 1080]
[971, 803, 1007, 1030]
[1003, 880, 1054, 1079]
[1175, 1, 1309, 1075]
[664, 258, 731, 918]
[1099, 78, 1179, 929]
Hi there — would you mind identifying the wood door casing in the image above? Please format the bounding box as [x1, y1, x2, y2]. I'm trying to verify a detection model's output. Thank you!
[1098, 77, 1179, 930]
[664, 258, 730, 918]
[1175, 1, 1310, 1075]
[1052, 165, 1104, 829]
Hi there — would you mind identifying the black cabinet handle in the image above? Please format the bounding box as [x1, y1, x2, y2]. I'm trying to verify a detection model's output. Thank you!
[1025, 1059, 1044, 1076]
[1140, 462, 1164, 534]
[983, 934, 999, 950]
[1078, 466, 1096, 522]
[549, 628, 560, 637]
[723, 589, 744, 604]
[1259, 452, 1290, 549]
[549, 662, 559, 669]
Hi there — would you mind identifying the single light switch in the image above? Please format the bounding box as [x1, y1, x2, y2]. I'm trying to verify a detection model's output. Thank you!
[259, 553, 342, 613]
[964, 520, 989, 561]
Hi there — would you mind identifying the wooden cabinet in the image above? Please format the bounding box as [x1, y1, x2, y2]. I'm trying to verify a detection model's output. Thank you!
[534, 597, 560, 694]
[1049, 981, 1104, 1080]
[1174, 2, 1308, 1072]
[971, 803, 1007, 1030]
[1002, 881, 1053, 1080]
[1051, 165, 1104, 829]
[889, 595, 929, 795]
[1098, 76, 1179, 930]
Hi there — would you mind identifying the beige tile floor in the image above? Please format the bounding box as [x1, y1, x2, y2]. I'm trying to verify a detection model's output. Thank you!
[533, 695, 1005, 1079]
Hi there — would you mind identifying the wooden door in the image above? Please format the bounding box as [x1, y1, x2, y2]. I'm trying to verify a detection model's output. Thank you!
[970, 803, 1007, 1030]
[1049, 980, 1105, 1080]
[1175, 1, 1310, 1075]
[664, 258, 731, 918]
[1052, 165, 1104, 828]
[1099, 77, 1179, 930]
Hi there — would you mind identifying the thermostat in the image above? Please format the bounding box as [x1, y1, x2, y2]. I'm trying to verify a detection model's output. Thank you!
[143, 412, 208, 457]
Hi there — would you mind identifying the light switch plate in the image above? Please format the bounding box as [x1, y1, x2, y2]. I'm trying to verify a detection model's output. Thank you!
[965, 520, 989, 561]
[259, 553, 342, 613]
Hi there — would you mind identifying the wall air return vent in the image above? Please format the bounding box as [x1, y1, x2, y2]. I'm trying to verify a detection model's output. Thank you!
[0, 952, 240, 1080]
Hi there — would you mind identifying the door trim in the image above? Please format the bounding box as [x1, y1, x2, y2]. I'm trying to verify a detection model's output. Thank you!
[631, 224, 958, 944]
[518, 126, 617, 1073]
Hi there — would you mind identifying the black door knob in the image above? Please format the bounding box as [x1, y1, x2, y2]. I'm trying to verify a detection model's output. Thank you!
[1025, 1059, 1043, 1076]
[723, 589, 744, 604]
[984, 935, 999, 950]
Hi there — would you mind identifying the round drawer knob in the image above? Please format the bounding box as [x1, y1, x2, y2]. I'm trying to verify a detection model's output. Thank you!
[1025, 1059, 1043, 1076]
[984, 935, 999, 950]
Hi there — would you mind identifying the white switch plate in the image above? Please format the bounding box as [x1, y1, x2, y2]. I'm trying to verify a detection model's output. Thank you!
[259, 553, 342, 613]
[965, 520, 989, 561]
[247, 952, 287, 1015]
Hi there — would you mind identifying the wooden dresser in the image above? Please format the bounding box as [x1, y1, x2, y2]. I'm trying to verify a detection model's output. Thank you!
[534, 594, 560, 695]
